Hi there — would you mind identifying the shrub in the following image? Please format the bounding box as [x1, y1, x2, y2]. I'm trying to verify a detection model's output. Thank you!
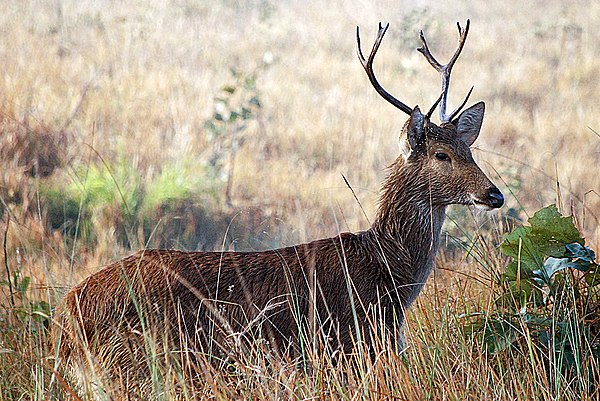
[462, 205, 600, 393]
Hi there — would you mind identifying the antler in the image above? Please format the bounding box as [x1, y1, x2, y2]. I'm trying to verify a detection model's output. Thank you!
[417, 19, 472, 122]
[356, 23, 412, 115]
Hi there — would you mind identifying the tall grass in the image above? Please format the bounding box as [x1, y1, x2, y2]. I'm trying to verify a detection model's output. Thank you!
[4, 246, 597, 400]
[1, 0, 599, 399]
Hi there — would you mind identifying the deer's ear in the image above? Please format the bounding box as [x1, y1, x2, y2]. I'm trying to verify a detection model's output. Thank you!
[453, 101, 485, 146]
[405, 106, 425, 152]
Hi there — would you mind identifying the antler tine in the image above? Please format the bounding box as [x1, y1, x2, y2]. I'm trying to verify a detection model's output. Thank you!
[447, 20, 470, 71]
[447, 85, 474, 122]
[417, 30, 442, 71]
[425, 91, 444, 120]
[417, 19, 472, 122]
[356, 23, 413, 115]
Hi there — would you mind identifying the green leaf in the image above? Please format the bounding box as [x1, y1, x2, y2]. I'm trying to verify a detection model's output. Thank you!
[503, 259, 540, 282]
[495, 279, 544, 309]
[527, 205, 584, 257]
[501, 261, 518, 281]
[500, 226, 542, 274]
[565, 243, 595, 262]
[17, 276, 30, 292]
[203, 120, 222, 137]
[521, 313, 552, 327]
[533, 257, 588, 288]
[500, 205, 584, 275]
[544, 256, 588, 274]
[460, 315, 486, 337]
[243, 76, 256, 89]
[31, 301, 52, 323]
[240, 107, 252, 120]
[484, 319, 518, 355]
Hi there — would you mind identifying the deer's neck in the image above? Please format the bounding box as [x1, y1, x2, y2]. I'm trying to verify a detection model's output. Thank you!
[366, 159, 446, 301]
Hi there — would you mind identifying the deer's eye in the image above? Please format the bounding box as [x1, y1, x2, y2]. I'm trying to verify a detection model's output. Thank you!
[435, 152, 450, 161]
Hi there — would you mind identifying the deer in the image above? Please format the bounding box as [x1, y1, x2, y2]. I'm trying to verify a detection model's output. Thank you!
[55, 19, 503, 387]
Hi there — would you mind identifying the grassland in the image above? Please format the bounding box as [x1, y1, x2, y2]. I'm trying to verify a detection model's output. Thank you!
[0, 0, 599, 399]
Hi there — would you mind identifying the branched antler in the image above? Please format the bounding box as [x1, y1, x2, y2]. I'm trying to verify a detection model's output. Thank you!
[418, 19, 472, 122]
[356, 23, 412, 115]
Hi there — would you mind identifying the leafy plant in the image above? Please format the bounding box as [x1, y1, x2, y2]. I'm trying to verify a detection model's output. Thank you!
[203, 68, 263, 206]
[498, 205, 596, 306]
[0, 265, 51, 332]
[462, 205, 600, 387]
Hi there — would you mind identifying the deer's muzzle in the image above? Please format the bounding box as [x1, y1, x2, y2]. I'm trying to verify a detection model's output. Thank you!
[471, 186, 504, 210]
[482, 187, 504, 209]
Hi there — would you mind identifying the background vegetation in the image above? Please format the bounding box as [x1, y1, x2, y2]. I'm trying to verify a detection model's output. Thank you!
[0, 0, 599, 399]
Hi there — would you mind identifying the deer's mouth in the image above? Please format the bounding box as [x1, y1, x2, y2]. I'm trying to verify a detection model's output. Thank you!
[472, 199, 495, 211]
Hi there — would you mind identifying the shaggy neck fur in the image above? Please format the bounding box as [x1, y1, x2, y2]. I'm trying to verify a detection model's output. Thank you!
[365, 156, 446, 307]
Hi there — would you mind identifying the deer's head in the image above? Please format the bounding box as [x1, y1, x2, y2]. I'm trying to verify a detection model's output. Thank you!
[357, 20, 503, 210]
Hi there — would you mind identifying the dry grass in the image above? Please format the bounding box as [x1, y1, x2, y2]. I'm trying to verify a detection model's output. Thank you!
[0, 0, 599, 399]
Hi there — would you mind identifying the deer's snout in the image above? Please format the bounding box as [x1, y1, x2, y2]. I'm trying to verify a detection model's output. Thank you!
[471, 186, 504, 210]
[486, 187, 504, 209]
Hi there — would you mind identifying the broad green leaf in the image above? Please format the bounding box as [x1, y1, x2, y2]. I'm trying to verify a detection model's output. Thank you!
[459, 315, 486, 337]
[527, 205, 583, 257]
[484, 319, 518, 355]
[249, 95, 261, 107]
[31, 301, 52, 324]
[536, 257, 590, 283]
[500, 205, 584, 275]
[502, 261, 518, 281]
[243, 76, 256, 88]
[203, 120, 222, 136]
[241, 107, 253, 120]
[500, 226, 543, 275]
[565, 243, 595, 262]
[495, 279, 544, 309]
[521, 313, 552, 327]
[503, 260, 540, 281]
[500, 225, 531, 260]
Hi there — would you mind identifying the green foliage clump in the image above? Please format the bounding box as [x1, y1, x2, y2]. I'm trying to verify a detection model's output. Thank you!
[498, 205, 596, 307]
[0, 265, 51, 333]
[463, 205, 599, 387]
[34, 67, 266, 253]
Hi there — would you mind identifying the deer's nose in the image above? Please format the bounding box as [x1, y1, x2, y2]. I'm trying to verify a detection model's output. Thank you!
[487, 187, 504, 209]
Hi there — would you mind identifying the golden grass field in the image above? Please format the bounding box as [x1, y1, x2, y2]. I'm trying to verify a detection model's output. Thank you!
[1, 0, 599, 399]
